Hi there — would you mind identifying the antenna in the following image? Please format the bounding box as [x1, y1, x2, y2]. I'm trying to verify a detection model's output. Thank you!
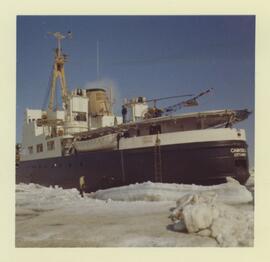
[47, 31, 72, 55]
[97, 40, 100, 80]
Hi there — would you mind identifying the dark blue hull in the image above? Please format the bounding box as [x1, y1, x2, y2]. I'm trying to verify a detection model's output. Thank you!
[16, 140, 250, 192]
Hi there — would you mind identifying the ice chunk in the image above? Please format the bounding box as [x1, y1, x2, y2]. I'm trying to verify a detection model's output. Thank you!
[183, 203, 214, 233]
[169, 191, 253, 247]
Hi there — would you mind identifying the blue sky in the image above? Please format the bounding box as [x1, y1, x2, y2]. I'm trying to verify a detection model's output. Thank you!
[16, 16, 255, 166]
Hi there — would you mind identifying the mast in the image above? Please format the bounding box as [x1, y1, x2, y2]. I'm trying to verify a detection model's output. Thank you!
[47, 31, 71, 111]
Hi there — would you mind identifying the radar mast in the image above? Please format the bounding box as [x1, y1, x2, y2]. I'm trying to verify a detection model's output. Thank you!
[47, 31, 72, 111]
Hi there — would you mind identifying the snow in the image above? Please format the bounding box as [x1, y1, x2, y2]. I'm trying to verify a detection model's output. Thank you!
[16, 178, 253, 247]
[93, 178, 252, 204]
[169, 191, 253, 246]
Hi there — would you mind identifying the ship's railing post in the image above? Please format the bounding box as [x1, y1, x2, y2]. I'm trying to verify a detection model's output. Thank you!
[154, 133, 162, 183]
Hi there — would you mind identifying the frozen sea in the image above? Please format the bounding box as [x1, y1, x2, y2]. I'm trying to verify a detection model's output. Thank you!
[16, 175, 254, 247]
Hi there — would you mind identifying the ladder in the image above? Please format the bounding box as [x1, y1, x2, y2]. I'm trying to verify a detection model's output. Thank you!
[154, 134, 162, 182]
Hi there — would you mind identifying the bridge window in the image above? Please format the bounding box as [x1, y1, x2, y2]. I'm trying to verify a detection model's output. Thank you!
[74, 112, 87, 121]
[28, 146, 33, 154]
[36, 143, 43, 153]
[47, 140, 55, 151]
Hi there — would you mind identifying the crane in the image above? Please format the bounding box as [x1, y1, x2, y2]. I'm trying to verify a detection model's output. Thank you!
[163, 88, 213, 113]
[124, 93, 193, 107]
[143, 88, 213, 119]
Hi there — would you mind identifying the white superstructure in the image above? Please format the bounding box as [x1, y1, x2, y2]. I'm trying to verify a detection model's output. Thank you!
[20, 86, 124, 161]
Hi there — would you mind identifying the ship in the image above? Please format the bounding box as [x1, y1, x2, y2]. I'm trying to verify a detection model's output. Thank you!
[16, 32, 251, 192]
